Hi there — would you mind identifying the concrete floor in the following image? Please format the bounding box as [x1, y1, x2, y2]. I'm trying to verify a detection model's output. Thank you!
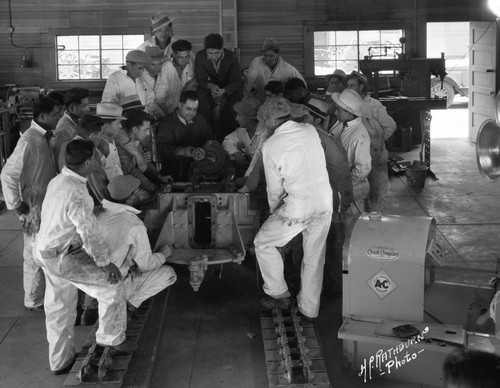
[1, 134, 500, 387]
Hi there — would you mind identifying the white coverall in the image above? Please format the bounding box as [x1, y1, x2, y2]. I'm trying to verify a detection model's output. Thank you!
[360, 96, 397, 212]
[97, 200, 177, 308]
[0, 120, 57, 308]
[154, 59, 195, 116]
[254, 120, 332, 318]
[136, 70, 166, 120]
[330, 117, 372, 212]
[101, 70, 141, 105]
[36, 167, 128, 372]
[244, 56, 305, 102]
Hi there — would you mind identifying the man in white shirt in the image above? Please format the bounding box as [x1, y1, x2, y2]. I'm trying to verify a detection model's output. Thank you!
[137, 11, 177, 58]
[244, 38, 305, 102]
[36, 139, 136, 374]
[222, 97, 261, 176]
[346, 71, 397, 212]
[136, 46, 168, 119]
[101, 50, 150, 106]
[254, 98, 333, 319]
[155, 39, 196, 116]
[330, 89, 372, 214]
[0, 96, 63, 312]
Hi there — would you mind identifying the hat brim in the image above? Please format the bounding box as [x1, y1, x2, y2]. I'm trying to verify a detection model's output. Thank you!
[96, 115, 127, 120]
[152, 18, 174, 32]
[331, 94, 361, 117]
[326, 74, 346, 83]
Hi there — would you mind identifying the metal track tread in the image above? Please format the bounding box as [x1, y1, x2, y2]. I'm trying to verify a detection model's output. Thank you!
[63, 299, 153, 386]
[260, 304, 332, 388]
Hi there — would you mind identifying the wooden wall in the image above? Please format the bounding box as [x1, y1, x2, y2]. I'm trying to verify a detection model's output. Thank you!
[237, 0, 488, 76]
[0, 0, 493, 91]
[0, 0, 221, 91]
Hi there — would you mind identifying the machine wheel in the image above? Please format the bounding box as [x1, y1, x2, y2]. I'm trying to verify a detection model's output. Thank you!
[431, 78, 455, 107]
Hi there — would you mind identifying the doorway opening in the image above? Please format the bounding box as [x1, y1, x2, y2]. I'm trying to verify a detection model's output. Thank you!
[427, 22, 469, 139]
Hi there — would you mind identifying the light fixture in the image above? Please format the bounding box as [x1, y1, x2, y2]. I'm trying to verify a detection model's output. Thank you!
[19, 49, 32, 68]
[488, 0, 500, 18]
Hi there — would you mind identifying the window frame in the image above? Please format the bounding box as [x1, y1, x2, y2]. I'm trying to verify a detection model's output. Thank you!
[43, 27, 148, 90]
[56, 34, 145, 81]
[304, 22, 407, 78]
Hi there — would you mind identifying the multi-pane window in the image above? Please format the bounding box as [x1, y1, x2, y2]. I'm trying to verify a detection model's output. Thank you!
[56, 35, 144, 80]
[313, 30, 403, 76]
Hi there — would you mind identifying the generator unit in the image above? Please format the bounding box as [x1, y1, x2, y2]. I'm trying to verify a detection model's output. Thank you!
[339, 212, 500, 386]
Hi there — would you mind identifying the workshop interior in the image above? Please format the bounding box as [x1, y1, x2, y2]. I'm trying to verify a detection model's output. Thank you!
[1, 0, 500, 387]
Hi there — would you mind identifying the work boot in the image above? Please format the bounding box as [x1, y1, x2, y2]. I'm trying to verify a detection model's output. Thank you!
[109, 338, 137, 357]
[260, 295, 290, 310]
[52, 356, 76, 375]
[80, 308, 98, 326]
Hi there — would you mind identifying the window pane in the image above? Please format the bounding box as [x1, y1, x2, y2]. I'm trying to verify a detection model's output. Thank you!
[315, 60, 337, 76]
[102, 50, 124, 64]
[102, 35, 123, 49]
[58, 65, 80, 80]
[58, 50, 79, 65]
[314, 46, 337, 62]
[80, 65, 101, 79]
[336, 31, 358, 45]
[79, 50, 100, 64]
[381, 30, 403, 44]
[359, 30, 380, 45]
[102, 64, 122, 79]
[123, 35, 144, 49]
[336, 45, 358, 61]
[57, 36, 78, 50]
[314, 31, 336, 46]
[338, 60, 358, 74]
[79, 36, 99, 49]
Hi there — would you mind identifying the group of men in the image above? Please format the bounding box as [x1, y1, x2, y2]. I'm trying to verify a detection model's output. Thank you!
[0, 9, 399, 374]
[1, 93, 177, 374]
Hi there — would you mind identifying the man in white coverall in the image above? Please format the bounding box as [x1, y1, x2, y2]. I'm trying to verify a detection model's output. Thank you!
[346, 71, 396, 212]
[0, 96, 62, 311]
[254, 98, 333, 319]
[36, 139, 136, 374]
[99, 175, 177, 310]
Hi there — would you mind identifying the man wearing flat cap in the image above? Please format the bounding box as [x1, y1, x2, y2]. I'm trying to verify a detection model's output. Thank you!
[244, 37, 305, 102]
[254, 97, 332, 320]
[102, 50, 150, 106]
[135, 46, 169, 120]
[137, 11, 178, 58]
[346, 71, 396, 213]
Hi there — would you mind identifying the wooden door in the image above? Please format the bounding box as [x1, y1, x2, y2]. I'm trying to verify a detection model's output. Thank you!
[469, 22, 497, 142]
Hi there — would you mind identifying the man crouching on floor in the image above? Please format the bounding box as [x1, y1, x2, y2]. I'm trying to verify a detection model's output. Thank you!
[35, 139, 175, 374]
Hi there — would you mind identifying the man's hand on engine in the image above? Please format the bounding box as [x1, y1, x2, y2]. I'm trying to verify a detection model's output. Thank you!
[157, 244, 173, 258]
[177, 146, 194, 158]
[102, 263, 122, 284]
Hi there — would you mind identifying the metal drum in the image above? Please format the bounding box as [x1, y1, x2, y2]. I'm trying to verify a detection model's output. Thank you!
[343, 213, 435, 322]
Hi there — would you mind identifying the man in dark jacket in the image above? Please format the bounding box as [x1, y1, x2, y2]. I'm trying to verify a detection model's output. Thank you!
[194, 33, 242, 140]
[156, 90, 215, 181]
